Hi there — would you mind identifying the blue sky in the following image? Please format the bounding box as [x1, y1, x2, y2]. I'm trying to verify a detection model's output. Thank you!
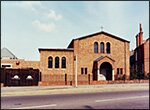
[1, 1, 149, 61]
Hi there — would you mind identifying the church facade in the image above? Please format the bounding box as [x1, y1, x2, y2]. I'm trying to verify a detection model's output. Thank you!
[39, 31, 130, 85]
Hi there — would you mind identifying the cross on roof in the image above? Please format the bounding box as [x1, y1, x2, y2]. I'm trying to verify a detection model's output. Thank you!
[100, 26, 104, 31]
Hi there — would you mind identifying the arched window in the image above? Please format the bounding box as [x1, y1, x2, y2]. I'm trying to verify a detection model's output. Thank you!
[48, 56, 53, 68]
[94, 42, 98, 53]
[55, 57, 59, 68]
[106, 42, 111, 53]
[100, 42, 104, 53]
[62, 57, 66, 68]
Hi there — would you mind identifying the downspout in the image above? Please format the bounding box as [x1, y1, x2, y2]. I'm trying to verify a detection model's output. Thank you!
[124, 42, 126, 79]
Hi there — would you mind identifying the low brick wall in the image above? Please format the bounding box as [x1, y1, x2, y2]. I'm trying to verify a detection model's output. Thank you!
[91, 81, 108, 84]
[38, 80, 149, 86]
[78, 81, 89, 85]
[38, 81, 73, 86]
[90, 80, 149, 85]
[125, 80, 149, 83]
[39, 73, 149, 86]
[38, 81, 65, 86]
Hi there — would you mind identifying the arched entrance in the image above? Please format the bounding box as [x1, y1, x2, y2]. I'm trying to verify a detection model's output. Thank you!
[100, 62, 112, 80]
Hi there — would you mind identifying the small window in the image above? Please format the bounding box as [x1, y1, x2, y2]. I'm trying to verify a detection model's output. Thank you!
[48, 56, 53, 68]
[100, 42, 104, 53]
[2, 65, 11, 68]
[117, 68, 123, 74]
[1, 64, 12, 68]
[81, 68, 88, 75]
[55, 57, 59, 68]
[81, 68, 84, 74]
[120, 68, 123, 74]
[117, 68, 119, 74]
[85, 68, 87, 74]
[135, 52, 137, 61]
[74, 56, 76, 61]
[106, 42, 111, 54]
[94, 42, 98, 53]
[62, 57, 66, 68]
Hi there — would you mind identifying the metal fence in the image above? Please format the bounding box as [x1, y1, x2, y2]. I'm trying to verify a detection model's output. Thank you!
[1, 68, 41, 86]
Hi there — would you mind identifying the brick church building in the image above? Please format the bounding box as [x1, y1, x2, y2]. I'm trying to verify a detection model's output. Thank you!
[1, 30, 130, 86]
[38, 31, 130, 85]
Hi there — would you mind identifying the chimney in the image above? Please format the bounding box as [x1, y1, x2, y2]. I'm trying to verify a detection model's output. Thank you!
[139, 23, 143, 46]
[136, 34, 139, 47]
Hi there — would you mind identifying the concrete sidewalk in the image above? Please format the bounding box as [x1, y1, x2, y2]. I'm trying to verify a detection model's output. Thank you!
[1, 83, 149, 97]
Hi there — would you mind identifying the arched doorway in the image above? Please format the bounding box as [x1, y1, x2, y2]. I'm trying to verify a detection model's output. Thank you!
[100, 62, 112, 80]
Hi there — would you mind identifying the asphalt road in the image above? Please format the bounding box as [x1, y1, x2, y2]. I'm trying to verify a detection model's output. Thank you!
[1, 90, 149, 109]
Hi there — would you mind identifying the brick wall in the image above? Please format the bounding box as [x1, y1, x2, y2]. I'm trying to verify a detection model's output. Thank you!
[73, 33, 130, 79]
[144, 39, 149, 76]
[39, 50, 74, 82]
[1, 59, 40, 69]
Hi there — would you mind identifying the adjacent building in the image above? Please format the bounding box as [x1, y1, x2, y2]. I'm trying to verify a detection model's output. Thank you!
[1, 47, 40, 69]
[130, 24, 149, 79]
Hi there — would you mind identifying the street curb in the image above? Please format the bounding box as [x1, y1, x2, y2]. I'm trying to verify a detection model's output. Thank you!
[1, 83, 149, 97]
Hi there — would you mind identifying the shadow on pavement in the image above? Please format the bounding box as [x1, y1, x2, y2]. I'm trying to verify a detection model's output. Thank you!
[84, 105, 95, 109]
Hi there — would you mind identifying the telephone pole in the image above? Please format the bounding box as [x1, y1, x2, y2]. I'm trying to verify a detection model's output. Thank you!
[74, 55, 78, 87]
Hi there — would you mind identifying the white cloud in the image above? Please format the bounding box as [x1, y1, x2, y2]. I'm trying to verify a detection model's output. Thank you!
[32, 20, 56, 32]
[47, 9, 62, 21]
[19, 1, 42, 12]
[16, 2, 62, 33]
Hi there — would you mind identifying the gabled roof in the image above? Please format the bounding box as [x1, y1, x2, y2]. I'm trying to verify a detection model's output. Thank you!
[68, 31, 130, 48]
[1, 47, 18, 59]
[94, 56, 115, 62]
